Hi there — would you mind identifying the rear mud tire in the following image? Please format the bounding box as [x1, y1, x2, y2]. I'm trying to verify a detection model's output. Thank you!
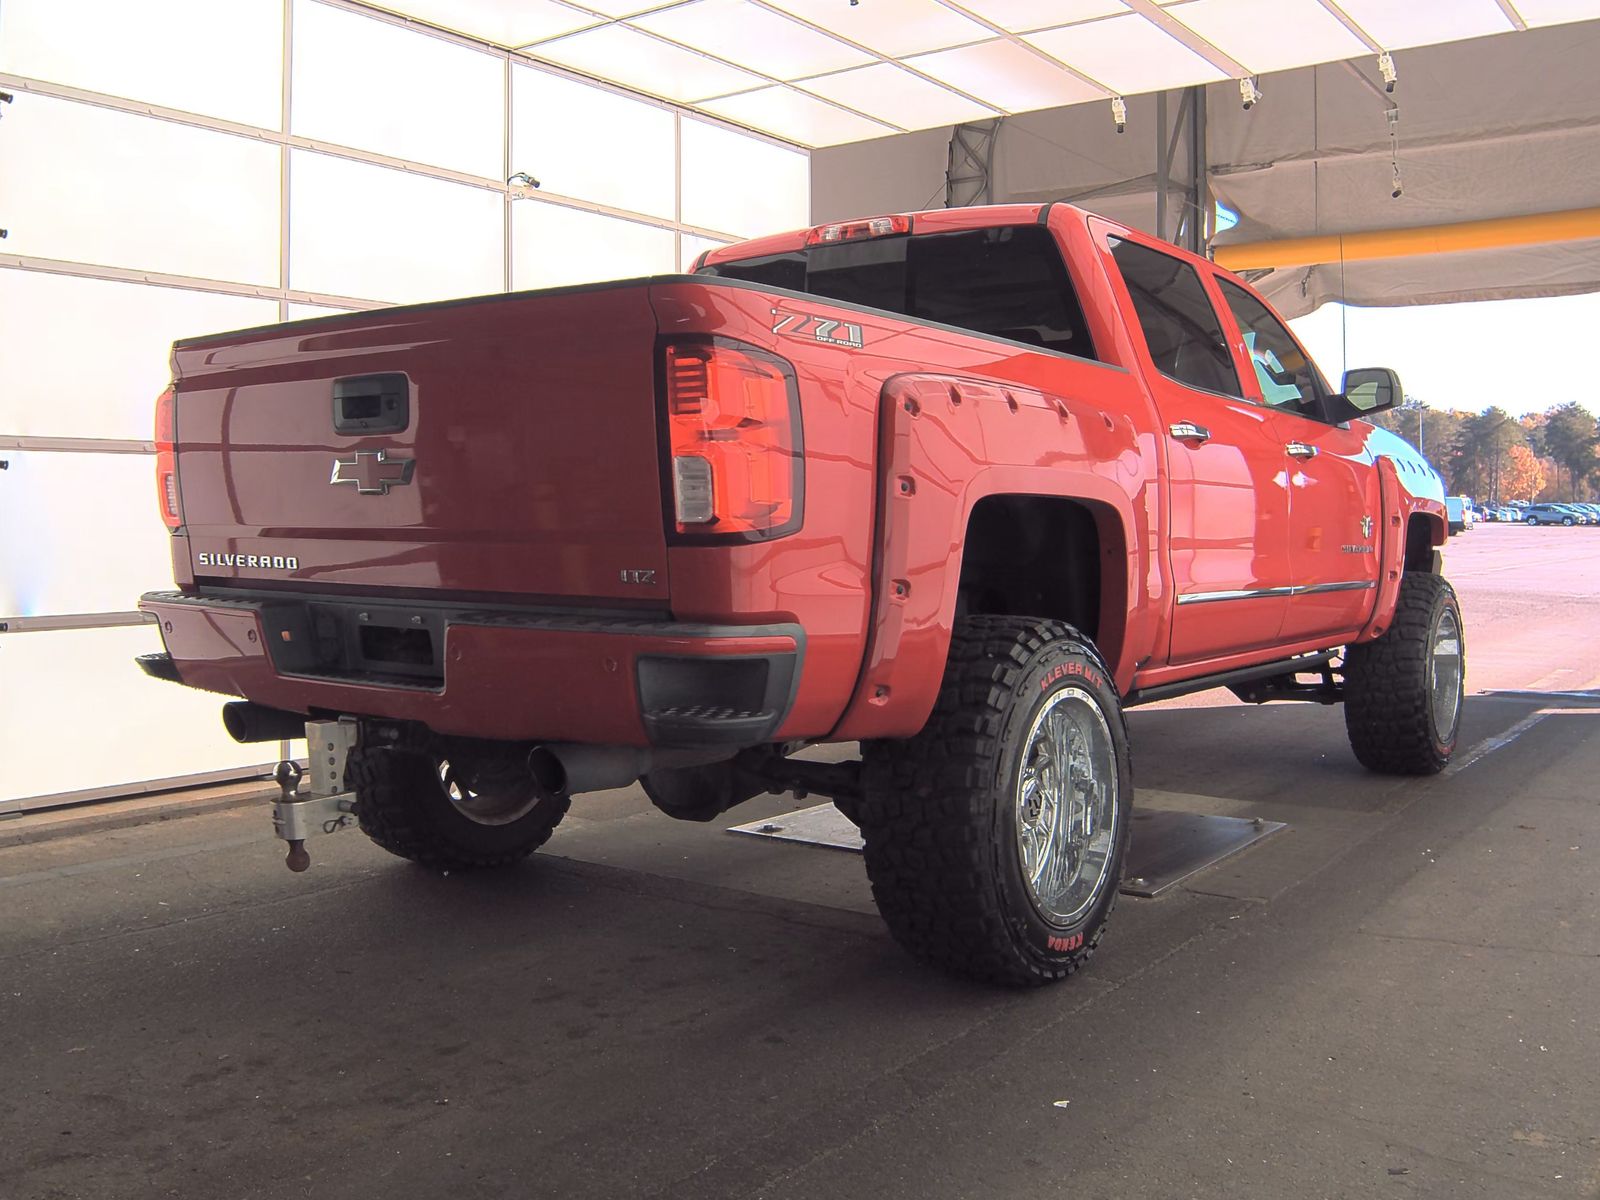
[351, 747, 569, 870]
[858, 616, 1132, 987]
[1343, 572, 1465, 775]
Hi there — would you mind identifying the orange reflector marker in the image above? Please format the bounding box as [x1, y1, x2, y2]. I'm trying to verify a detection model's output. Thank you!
[154, 385, 182, 531]
[805, 214, 911, 246]
[663, 341, 803, 540]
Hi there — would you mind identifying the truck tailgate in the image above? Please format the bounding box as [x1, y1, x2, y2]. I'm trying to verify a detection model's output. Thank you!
[171, 285, 668, 605]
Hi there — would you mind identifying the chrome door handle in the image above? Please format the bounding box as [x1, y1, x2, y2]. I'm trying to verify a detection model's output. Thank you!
[1286, 441, 1318, 459]
[1169, 422, 1212, 443]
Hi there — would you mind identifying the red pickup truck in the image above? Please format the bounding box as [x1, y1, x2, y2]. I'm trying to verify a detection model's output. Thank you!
[140, 202, 1461, 986]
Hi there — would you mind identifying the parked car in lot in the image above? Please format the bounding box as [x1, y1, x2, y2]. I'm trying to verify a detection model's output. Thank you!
[1446, 496, 1475, 533]
[1572, 503, 1600, 523]
[1523, 503, 1583, 526]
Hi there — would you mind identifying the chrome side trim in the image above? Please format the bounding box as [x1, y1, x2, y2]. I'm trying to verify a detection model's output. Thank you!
[1176, 580, 1376, 606]
[1304, 580, 1378, 595]
[1175, 586, 1294, 606]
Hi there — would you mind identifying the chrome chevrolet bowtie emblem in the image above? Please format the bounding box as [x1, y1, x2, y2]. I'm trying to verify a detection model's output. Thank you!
[331, 450, 414, 495]
[1360, 515, 1374, 539]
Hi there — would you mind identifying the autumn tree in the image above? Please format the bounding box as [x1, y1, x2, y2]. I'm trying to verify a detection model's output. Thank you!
[1502, 444, 1545, 502]
[1455, 407, 1526, 502]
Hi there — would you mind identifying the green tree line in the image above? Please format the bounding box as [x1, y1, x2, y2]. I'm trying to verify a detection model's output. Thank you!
[1367, 400, 1600, 503]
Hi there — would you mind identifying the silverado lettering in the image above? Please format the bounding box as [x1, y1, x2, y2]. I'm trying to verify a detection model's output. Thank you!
[195, 553, 299, 570]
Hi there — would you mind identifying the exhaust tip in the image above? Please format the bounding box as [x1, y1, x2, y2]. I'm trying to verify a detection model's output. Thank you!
[221, 702, 250, 743]
[222, 701, 306, 744]
[526, 746, 568, 795]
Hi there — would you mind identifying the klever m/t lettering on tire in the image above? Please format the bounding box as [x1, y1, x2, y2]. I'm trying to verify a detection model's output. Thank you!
[858, 616, 1132, 986]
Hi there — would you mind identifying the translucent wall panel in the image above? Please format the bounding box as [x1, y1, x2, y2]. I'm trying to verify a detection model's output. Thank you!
[0, 0, 283, 128]
[511, 65, 676, 219]
[292, 0, 505, 179]
[0, 96, 281, 285]
[680, 120, 809, 238]
[512, 203, 675, 290]
[0, 452, 174, 617]
[680, 234, 731, 271]
[0, 625, 273, 805]
[289, 151, 504, 304]
[0, 272, 279, 441]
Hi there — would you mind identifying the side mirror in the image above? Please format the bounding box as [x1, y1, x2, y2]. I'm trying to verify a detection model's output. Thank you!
[1340, 367, 1402, 416]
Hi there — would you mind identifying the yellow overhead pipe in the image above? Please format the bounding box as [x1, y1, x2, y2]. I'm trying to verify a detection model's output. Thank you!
[1213, 207, 1600, 271]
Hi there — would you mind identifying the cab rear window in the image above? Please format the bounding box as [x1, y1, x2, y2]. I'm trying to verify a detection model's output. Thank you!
[699, 225, 1098, 361]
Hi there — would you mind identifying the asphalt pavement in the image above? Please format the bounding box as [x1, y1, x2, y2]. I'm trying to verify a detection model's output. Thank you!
[2, 524, 1596, 1200]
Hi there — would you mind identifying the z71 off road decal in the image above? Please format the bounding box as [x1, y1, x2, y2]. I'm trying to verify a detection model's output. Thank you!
[771, 308, 864, 350]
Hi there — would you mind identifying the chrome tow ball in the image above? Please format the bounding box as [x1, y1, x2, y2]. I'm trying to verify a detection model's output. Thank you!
[271, 719, 359, 873]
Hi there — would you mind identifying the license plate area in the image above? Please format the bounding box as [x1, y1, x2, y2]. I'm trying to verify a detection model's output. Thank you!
[260, 600, 445, 686]
[359, 621, 434, 668]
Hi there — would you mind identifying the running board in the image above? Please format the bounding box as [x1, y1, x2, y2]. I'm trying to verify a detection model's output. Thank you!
[1124, 651, 1338, 708]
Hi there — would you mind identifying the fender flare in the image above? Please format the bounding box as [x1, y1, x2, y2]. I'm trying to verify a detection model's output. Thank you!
[828, 373, 1153, 742]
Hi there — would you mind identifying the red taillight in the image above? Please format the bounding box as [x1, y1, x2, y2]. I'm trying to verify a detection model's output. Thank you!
[663, 341, 802, 540]
[154, 386, 182, 530]
[804, 214, 911, 246]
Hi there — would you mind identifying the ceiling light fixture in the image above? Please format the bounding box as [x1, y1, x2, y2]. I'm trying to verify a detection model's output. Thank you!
[1377, 51, 1397, 94]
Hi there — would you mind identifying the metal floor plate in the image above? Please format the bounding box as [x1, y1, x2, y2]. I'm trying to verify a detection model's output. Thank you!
[728, 803, 1286, 897]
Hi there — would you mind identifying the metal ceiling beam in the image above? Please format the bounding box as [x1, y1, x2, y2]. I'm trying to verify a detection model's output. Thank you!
[1494, 1, 1530, 31]
[1119, 0, 1248, 79]
[1154, 86, 1207, 255]
[1314, 0, 1382, 52]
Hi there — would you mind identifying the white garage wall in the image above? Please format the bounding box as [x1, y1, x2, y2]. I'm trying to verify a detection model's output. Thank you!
[0, 0, 808, 811]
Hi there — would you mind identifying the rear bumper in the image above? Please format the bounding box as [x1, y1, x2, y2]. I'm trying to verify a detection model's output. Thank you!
[138, 590, 802, 748]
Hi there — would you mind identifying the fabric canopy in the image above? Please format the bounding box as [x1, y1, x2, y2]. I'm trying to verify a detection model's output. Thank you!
[811, 18, 1600, 317]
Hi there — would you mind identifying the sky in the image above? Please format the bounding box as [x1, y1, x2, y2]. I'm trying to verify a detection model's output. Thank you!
[1288, 292, 1600, 420]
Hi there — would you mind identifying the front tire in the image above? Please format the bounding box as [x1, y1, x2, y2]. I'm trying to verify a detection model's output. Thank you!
[858, 617, 1132, 987]
[351, 746, 569, 870]
[1343, 573, 1465, 775]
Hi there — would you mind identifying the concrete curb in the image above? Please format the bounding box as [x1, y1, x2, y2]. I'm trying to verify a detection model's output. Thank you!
[0, 784, 275, 850]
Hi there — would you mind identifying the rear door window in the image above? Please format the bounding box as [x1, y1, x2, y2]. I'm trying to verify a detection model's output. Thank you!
[700, 225, 1097, 361]
[1107, 237, 1239, 397]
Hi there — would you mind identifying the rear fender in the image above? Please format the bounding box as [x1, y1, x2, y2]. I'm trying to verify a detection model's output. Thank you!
[829, 374, 1142, 742]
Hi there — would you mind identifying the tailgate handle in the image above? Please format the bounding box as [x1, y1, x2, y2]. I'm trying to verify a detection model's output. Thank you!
[333, 373, 410, 435]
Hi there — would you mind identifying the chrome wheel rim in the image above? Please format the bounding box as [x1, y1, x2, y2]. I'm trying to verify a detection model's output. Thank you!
[439, 759, 540, 826]
[1429, 606, 1463, 741]
[1015, 686, 1119, 926]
